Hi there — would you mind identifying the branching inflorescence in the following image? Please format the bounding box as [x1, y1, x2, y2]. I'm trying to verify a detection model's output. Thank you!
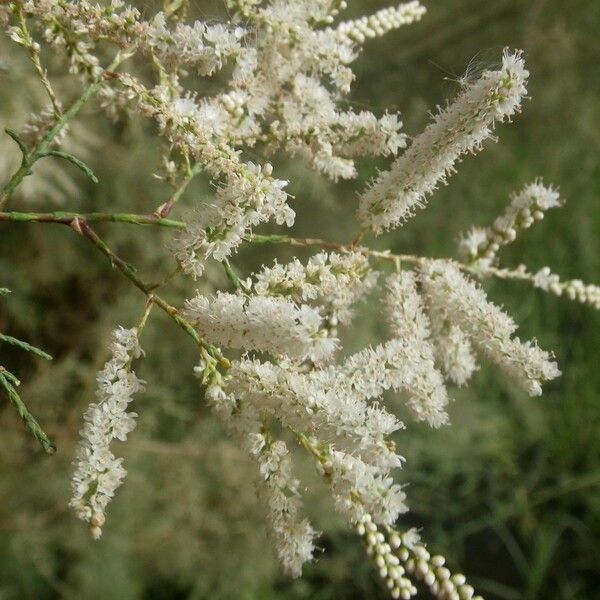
[0, 1, 597, 598]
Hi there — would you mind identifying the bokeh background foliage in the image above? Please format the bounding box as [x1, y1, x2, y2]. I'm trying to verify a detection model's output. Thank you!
[1, 0, 599, 598]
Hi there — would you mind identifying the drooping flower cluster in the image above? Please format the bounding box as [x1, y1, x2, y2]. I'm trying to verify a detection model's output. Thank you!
[195, 364, 318, 577]
[69, 327, 144, 539]
[228, 356, 404, 466]
[254, 437, 318, 577]
[383, 272, 450, 427]
[326, 448, 408, 525]
[219, 352, 408, 556]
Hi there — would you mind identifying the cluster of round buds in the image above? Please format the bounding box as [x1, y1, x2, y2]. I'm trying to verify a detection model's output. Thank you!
[533, 267, 600, 309]
[89, 512, 106, 541]
[396, 537, 481, 600]
[225, 0, 262, 17]
[459, 181, 561, 265]
[318, 0, 348, 25]
[356, 515, 417, 599]
[334, 2, 426, 45]
[563, 279, 600, 308]
[221, 91, 246, 118]
[356, 515, 482, 599]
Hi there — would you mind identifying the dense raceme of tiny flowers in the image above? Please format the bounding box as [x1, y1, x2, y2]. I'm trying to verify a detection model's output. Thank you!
[250, 251, 378, 325]
[220, 354, 409, 528]
[3, 1, 600, 598]
[197, 367, 318, 576]
[227, 356, 404, 469]
[170, 163, 293, 278]
[421, 261, 561, 396]
[326, 448, 408, 525]
[254, 438, 318, 577]
[427, 317, 478, 387]
[358, 50, 529, 233]
[383, 272, 450, 427]
[458, 180, 562, 265]
[384, 271, 431, 341]
[69, 327, 144, 539]
[183, 291, 337, 362]
[358, 517, 417, 599]
[344, 339, 450, 427]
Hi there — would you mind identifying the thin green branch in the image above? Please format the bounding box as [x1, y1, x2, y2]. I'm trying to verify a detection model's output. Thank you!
[155, 162, 203, 218]
[40, 150, 98, 183]
[146, 264, 183, 292]
[4, 128, 29, 163]
[246, 233, 549, 284]
[0, 333, 53, 361]
[138, 298, 155, 332]
[0, 219, 542, 288]
[0, 211, 185, 228]
[248, 233, 347, 251]
[0, 210, 226, 364]
[0, 368, 56, 454]
[72, 219, 228, 368]
[16, 5, 62, 117]
[247, 233, 425, 265]
[222, 258, 243, 290]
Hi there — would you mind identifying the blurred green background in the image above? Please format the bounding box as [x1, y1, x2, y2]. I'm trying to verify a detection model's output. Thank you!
[1, 1, 599, 598]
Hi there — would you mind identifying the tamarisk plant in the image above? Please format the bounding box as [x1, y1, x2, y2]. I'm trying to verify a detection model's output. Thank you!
[0, 1, 598, 597]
